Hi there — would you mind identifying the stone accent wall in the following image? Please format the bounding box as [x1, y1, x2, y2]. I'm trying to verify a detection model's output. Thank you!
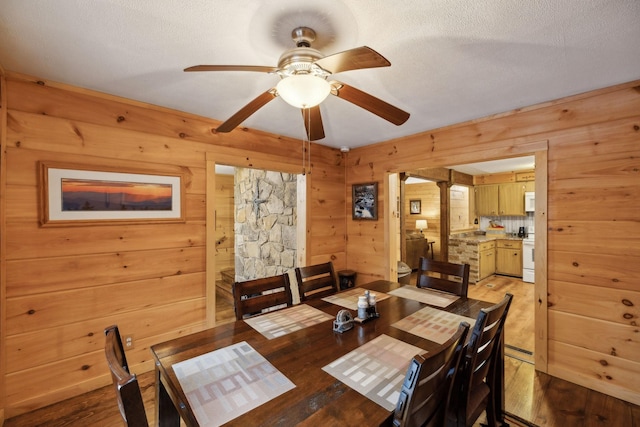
[234, 168, 297, 282]
[447, 238, 480, 283]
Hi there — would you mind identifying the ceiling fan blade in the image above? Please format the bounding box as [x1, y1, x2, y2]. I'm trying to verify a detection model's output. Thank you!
[216, 89, 278, 133]
[184, 65, 278, 73]
[301, 106, 325, 141]
[330, 81, 410, 125]
[314, 46, 390, 74]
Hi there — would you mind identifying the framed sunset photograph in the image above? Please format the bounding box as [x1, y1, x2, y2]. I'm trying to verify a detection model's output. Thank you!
[39, 162, 185, 226]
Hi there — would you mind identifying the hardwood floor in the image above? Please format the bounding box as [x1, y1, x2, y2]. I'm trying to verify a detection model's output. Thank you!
[468, 274, 640, 426]
[468, 274, 535, 364]
[5, 276, 640, 427]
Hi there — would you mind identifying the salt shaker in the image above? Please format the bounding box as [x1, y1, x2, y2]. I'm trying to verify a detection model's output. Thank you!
[357, 295, 368, 319]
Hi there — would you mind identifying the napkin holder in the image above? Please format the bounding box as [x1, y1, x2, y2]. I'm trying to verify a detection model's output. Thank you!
[333, 309, 354, 333]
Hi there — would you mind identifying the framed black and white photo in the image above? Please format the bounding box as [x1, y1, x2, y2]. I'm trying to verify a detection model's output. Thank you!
[352, 182, 378, 220]
[409, 199, 421, 214]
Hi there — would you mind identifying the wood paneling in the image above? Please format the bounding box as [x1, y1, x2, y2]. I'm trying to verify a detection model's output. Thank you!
[548, 220, 640, 256]
[0, 73, 346, 417]
[548, 341, 640, 406]
[549, 311, 640, 363]
[6, 293, 205, 372]
[345, 79, 640, 406]
[6, 220, 207, 259]
[6, 246, 206, 299]
[548, 280, 640, 325]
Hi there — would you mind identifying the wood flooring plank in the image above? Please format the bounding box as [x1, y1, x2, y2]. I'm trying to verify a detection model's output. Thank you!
[632, 404, 640, 427]
[583, 391, 634, 427]
[533, 376, 589, 426]
[504, 357, 537, 421]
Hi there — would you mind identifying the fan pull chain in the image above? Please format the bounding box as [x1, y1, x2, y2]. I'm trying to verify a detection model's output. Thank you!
[301, 135, 306, 176]
[307, 134, 311, 175]
[302, 107, 312, 175]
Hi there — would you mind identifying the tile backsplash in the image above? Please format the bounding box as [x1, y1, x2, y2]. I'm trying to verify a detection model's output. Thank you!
[479, 213, 534, 235]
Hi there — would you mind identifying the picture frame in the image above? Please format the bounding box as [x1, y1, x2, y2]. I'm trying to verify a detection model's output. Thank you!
[409, 199, 421, 214]
[352, 182, 378, 220]
[39, 162, 185, 226]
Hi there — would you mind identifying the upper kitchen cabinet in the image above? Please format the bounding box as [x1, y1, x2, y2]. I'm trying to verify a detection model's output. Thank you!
[475, 184, 499, 216]
[475, 182, 527, 216]
[499, 182, 526, 215]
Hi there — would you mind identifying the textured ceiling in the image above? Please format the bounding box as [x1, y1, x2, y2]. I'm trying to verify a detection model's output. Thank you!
[1, 0, 639, 150]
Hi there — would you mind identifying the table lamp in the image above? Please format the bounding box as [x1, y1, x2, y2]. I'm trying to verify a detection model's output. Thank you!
[416, 219, 427, 234]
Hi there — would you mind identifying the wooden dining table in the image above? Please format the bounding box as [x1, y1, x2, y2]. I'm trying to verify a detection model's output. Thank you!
[150, 280, 501, 426]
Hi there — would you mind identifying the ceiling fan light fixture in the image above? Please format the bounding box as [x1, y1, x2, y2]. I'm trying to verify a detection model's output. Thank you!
[276, 74, 331, 108]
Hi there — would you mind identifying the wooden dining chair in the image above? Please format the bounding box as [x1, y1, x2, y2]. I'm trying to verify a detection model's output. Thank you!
[233, 273, 293, 320]
[416, 257, 470, 298]
[104, 325, 148, 427]
[294, 261, 339, 301]
[449, 293, 513, 427]
[393, 322, 470, 427]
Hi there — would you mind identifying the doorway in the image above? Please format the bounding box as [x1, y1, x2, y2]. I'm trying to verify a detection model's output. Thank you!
[386, 148, 548, 373]
[208, 160, 307, 326]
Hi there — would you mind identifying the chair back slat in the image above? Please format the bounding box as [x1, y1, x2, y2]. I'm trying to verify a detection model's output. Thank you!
[393, 322, 470, 427]
[104, 325, 148, 427]
[295, 262, 338, 301]
[233, 273, 293, 320]
[416, 258, 470, 297]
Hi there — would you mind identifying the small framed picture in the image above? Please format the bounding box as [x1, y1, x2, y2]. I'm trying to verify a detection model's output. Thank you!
[352, 182, 378, 220]
[409, 199, 421, 214]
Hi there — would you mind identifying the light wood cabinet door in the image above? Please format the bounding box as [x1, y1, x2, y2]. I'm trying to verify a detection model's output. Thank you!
[496, 240, 522, 276]
[479, 248, 496, 280]
[475, 184, 499, 216]
[498, 183, 526, 215]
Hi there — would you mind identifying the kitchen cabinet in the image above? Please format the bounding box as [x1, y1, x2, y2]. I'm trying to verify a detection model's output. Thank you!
[499, 183, 526, 215]
[475, 183, 526, 216]
[478, 240, 496, 280]
[475, 185, 499, 216]
[496, 239, 522, 277]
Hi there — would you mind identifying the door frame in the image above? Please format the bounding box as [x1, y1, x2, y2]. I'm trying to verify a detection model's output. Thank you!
[206, 154, 307, 327]
[385, 145, 548, 371]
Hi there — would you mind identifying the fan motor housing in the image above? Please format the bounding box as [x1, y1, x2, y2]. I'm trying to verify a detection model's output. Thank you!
[277, 47, 326, 74]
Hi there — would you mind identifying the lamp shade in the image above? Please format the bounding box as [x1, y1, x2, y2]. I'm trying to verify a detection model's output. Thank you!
[416, 220, 427, 231]
[276, 75, 331, 108]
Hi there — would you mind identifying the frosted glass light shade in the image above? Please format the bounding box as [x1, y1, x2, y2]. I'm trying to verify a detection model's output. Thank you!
[416, 220, 427, 231]
[276, 75, 331, 108]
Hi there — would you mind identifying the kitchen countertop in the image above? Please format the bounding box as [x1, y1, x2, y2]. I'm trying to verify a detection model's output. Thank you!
[449, 232, 524, 243]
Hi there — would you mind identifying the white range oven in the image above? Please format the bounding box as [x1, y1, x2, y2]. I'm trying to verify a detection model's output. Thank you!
[522, 225, 535, 283]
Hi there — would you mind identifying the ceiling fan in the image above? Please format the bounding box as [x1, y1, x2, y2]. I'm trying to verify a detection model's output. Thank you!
[185, 27, 410, 141]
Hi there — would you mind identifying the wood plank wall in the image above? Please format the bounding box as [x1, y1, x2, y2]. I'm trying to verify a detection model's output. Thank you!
[0, 72, 345, 417]
[345, 80, 640, 405]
